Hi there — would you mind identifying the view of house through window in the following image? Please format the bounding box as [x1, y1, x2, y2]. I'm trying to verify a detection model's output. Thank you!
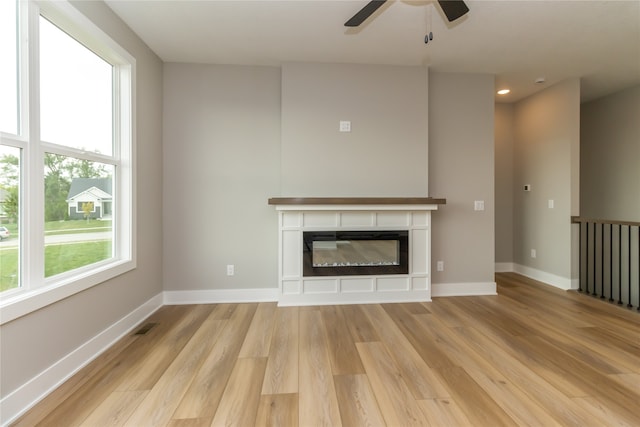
[37, 14, 116, 279]
[43, 155, 114, 278]
[0, 0, 133, 302]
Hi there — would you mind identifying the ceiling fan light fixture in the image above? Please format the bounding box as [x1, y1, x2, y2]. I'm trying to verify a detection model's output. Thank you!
[497, 89, 511, 95]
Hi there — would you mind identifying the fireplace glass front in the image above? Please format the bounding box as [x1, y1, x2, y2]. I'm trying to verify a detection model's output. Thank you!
[303, 230, 409, 276]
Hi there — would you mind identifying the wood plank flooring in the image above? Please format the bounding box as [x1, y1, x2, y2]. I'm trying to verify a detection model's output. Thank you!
[14, 273, 640, 426]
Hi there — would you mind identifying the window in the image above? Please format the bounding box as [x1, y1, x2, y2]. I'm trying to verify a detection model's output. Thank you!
[0, 146, 20, 293]
[40, 16, 113, 155]
[0, 0, 135, 324]
[0, 0, 19, 135]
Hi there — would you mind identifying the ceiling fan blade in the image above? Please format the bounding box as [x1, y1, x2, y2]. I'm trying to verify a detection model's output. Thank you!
[436, 0, 469, 22]
[344, 0, 387, 27]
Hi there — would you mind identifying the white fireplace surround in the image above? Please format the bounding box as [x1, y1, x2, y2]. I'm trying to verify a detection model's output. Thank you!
[269, 198, 444, 306]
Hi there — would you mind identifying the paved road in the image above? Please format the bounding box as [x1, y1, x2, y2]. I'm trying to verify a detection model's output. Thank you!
[0, 231, 111, 248]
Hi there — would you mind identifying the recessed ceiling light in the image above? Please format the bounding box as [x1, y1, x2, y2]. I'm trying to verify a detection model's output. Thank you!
[497, 89, 510, 95]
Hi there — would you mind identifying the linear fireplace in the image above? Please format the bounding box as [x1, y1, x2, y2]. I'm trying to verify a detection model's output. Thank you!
[303, 230, 409, 277]
[268, 197, 446, 306]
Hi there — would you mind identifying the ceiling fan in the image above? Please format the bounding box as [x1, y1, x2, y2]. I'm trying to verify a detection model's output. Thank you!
[345, 0, 469, 27]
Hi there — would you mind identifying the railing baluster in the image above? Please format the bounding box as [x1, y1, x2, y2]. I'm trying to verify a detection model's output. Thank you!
[585, 222, 589, 294]
[628, 225, 633, 308]
[600, 223, 605, 299]
[592, 222, 597, 296]
[609, 223, 614, 302]
[579, 222, 583, 292]
[618, 224, 623, 305]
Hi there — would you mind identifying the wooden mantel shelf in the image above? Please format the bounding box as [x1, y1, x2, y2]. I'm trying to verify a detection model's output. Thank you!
[268, 197, 446, 205]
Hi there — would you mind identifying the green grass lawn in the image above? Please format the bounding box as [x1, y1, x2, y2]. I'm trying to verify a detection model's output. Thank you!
[0, 248, 18, 292]
[45, 240, 112, 277]
[0, 239, 112, 292]
[45, 219, 112, 234]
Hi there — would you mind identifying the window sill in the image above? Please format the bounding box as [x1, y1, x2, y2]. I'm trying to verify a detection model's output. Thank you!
[0, 259, 135, 325]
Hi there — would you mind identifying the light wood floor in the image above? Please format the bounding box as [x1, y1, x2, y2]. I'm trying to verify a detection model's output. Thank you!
[14, 273, 640, 426]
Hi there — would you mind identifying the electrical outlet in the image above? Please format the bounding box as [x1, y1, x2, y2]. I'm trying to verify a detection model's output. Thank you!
[474, 200, 485, 211]
[531, 249, 537, 259]
[339, 120, 351, 132]
[226, 264, 234, 276]
[436, 261, 444, 272]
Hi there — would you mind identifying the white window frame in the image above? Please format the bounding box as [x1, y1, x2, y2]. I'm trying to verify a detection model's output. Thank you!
[0, 0, 136, 325]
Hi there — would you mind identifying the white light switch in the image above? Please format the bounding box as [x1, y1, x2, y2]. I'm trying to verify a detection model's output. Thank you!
[474, 200, 485, 211]
[548, 199, 554, 209]
[339, 120, 351, 132]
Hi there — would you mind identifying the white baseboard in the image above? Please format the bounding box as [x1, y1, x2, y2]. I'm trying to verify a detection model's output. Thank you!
[432, 282, 497, 297]
[512, 264, 576, 290]
[163, 283, 500, 304]
[495, 262, 515, 273]
[494, 263, 578, 291]
[277, 290, 432, 307]
[163, 288, 279, 305]
[0, 293, 163, 427]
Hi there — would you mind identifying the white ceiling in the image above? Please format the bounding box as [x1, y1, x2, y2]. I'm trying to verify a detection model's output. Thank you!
[104, 0, 640, 103]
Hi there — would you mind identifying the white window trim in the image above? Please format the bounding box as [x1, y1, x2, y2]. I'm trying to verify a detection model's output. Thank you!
[0, 0, 136, 325]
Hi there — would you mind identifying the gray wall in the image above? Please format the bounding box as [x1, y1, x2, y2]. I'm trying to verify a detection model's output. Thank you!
[495, 103, 515, 264]
[580, 85, 640, 221]
[163, 64, 281, 291]
[163, 65, 497, 291]
[162, 62, 430, 292]
[513, 79, 580, 282]
[281, 63, 429, 196]
[0, 0, 163, 402]
[429, 72, 496, 285]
